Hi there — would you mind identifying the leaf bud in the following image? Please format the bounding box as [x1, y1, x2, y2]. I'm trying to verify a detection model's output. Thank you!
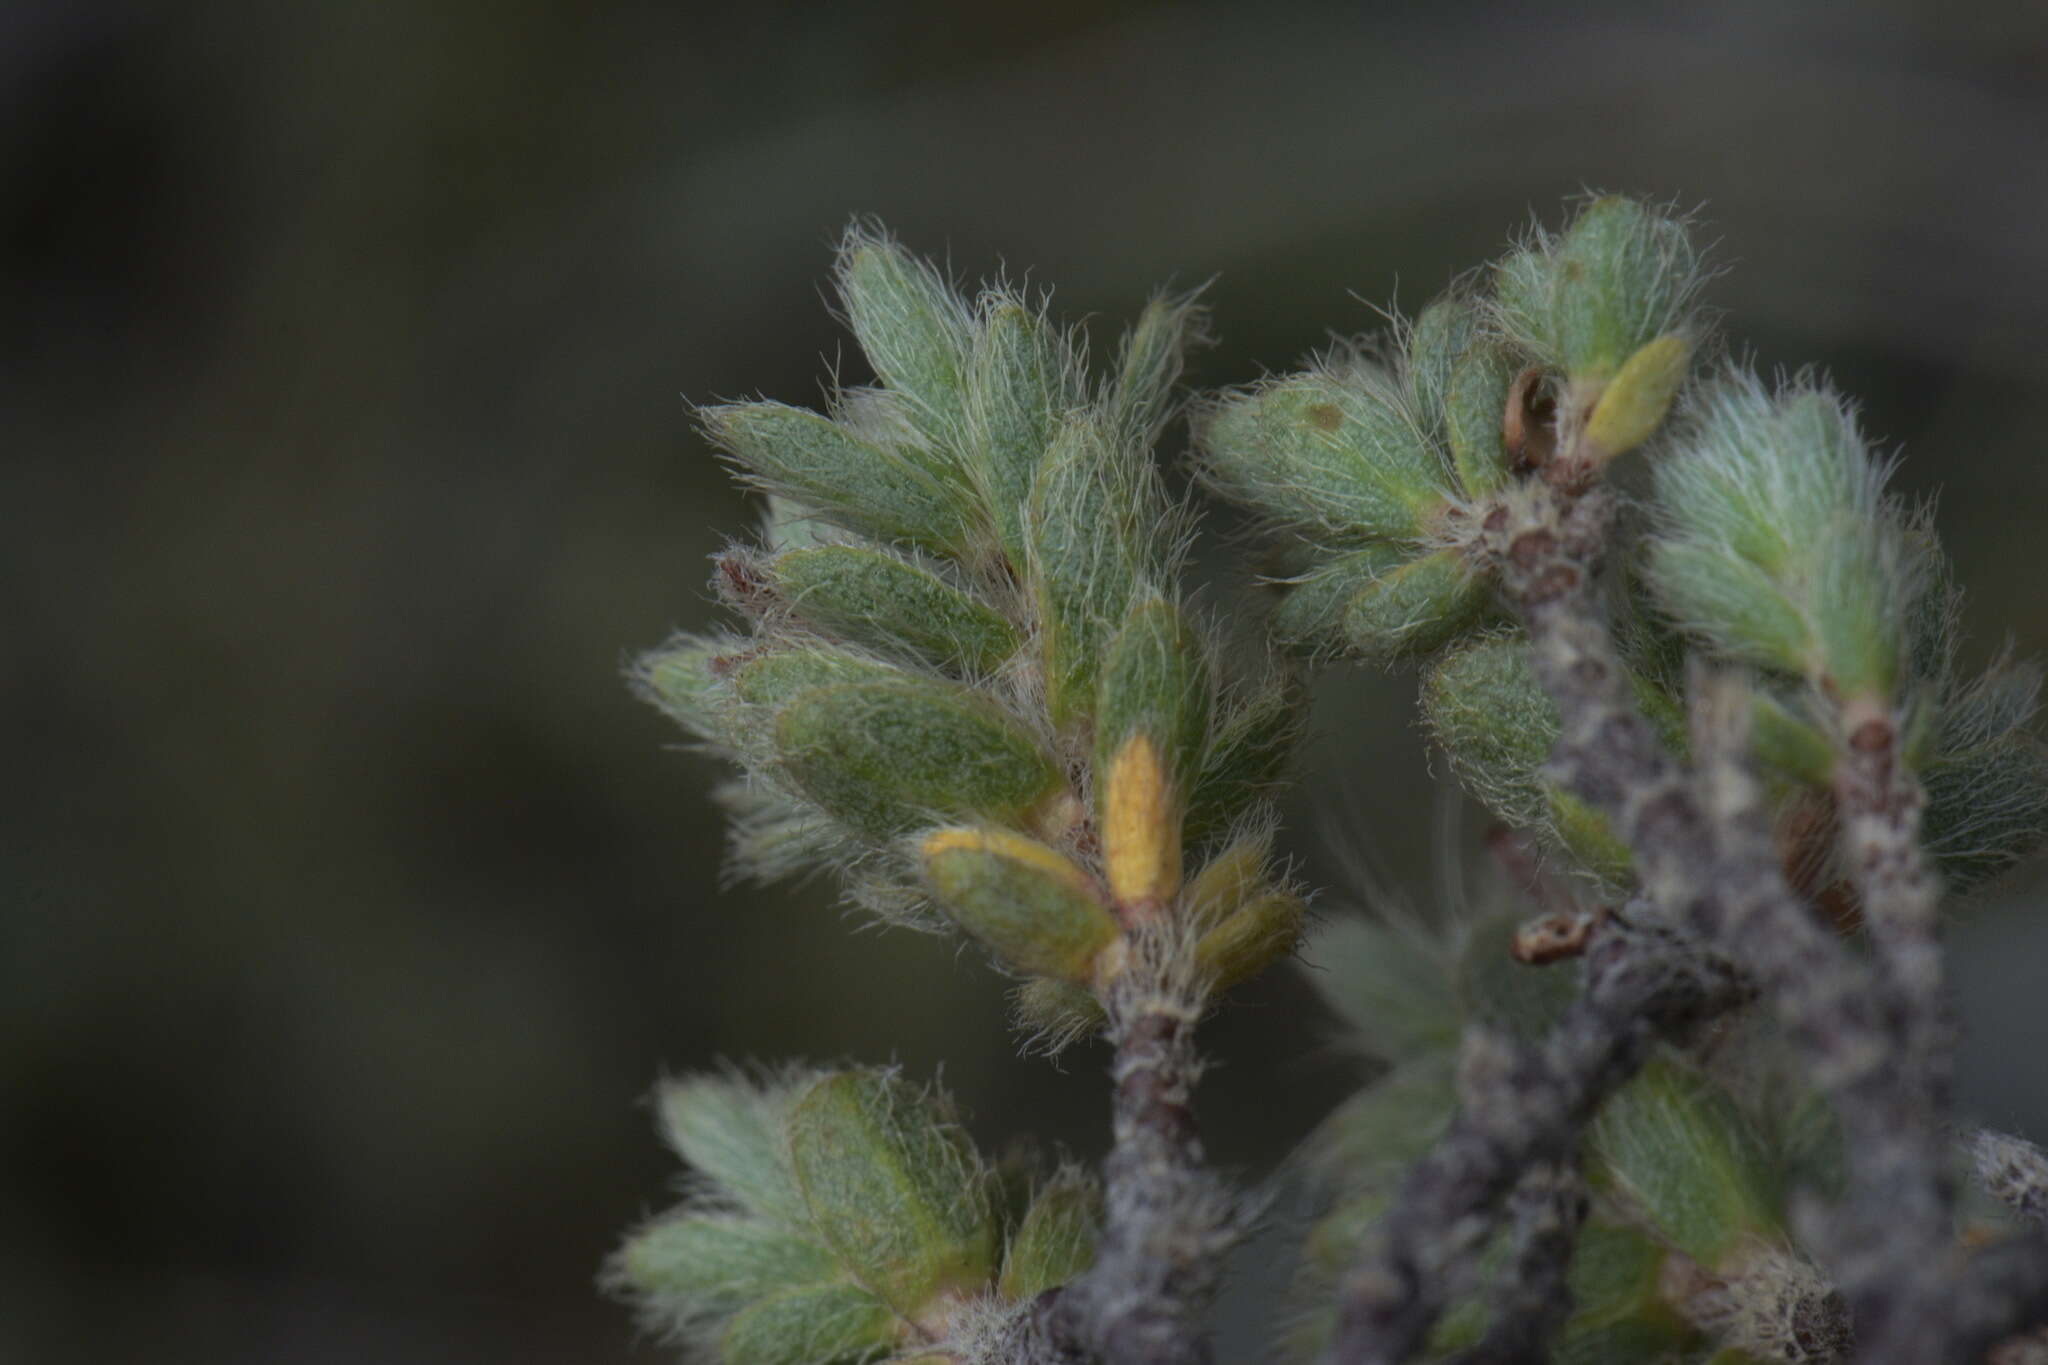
[1011, 977, 1107, 1049]
[1193, 889, 1305, 993]
[1184, 830, 1273, 927]
[1582, 333, 1691, 461]
[1095, 599, 1211, 912]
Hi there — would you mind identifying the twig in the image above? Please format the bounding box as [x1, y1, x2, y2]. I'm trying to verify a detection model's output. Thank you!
[1954, 1230, 2048, 1361]
[1325, 907, 1746, 1365]
[1473, 478, 2011, 1364]
[1833, 706, 1947, 1055]
[1973, 1131, 2048, 1232]
[1441, 1161, 1591, 1365]
[1010, 934, 1232, 1365]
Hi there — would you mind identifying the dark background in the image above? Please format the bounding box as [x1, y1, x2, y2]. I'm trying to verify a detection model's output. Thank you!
[6, 2, 2048, 1360]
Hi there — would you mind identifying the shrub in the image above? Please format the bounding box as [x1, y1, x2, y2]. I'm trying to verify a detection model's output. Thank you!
[614, 202, 2048, 1365]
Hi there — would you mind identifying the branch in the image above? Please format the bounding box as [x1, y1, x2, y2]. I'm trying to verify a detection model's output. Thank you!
[1441, 1161, 1591, 1365]
[1008, 935, 1233, 1365]
[1974, 1130, 2048, 1231]
[1821, 713, 1959, 1362]
[1326, 908, 1746, 1365]
[1833, 706, 1946, 1049]
[1472, 478, 2029, 1364]
[1953, 1230, 2048, 1361]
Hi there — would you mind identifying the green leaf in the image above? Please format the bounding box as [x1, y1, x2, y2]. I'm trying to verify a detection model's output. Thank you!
[655, 1072, 815, 1226]
[1445, 338, 1518, 499]
[1552, 1318, 1696, 1365]
[1110, 289, 1207, 444]
[1185, 830, 1272, 929]
[965, 299, 1076, 561]
[1422, 632, 1558, 834]
[1406, 293, 1482, 436]
[835, 227, 974, 450]
[1010, 977, 1106, 1051]
[1648, 373, 1912, 700]
[730, 644, 913, 711]
[1184, 678, 1300, 844]
[787, 1071, 999, 1315]
[1194, 889, 1305, 993]
[1199, 369, 1452, 543]
[701, 402, 977, 556]
[1583, 333, 1690, 460]
[774, 679, 1062, 838]
[718, 1281, 897, 1365]
[1647, 542, 1812, 677]
[1546, 785, 1636, 887]
[1560, 1217, 1670, 1334]
[1592, 1059, 1783, 1265]
[614, 1214, 836, 1318]
[1025, 416, 1166, 727]
[1336, 546, 1491, 663]
[998, 1168, 1103, 1300]
[1424, 631, 1682, 878]
[1300, 1052, 1459, 1192]
[1748, 689, 1837, 787]
[1300, 915, 1461, 1064]
[636, 633, 739, 745]
[919, 826, 1119, 980]
[1096, 598, 1212, 783]
[760, 494, 839, 553]
[769, 545, 1019, 674]
[1266, 541, 1410, 657]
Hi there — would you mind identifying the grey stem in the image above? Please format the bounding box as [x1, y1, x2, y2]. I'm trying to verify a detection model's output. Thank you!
[1473, 477, 2047, 1365]
[1442, 1162, 1591, 1365]
[1008, 942, 1230, 1365]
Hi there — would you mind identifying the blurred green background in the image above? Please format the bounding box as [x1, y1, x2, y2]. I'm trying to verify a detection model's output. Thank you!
[5, 1, 2047, 1360]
